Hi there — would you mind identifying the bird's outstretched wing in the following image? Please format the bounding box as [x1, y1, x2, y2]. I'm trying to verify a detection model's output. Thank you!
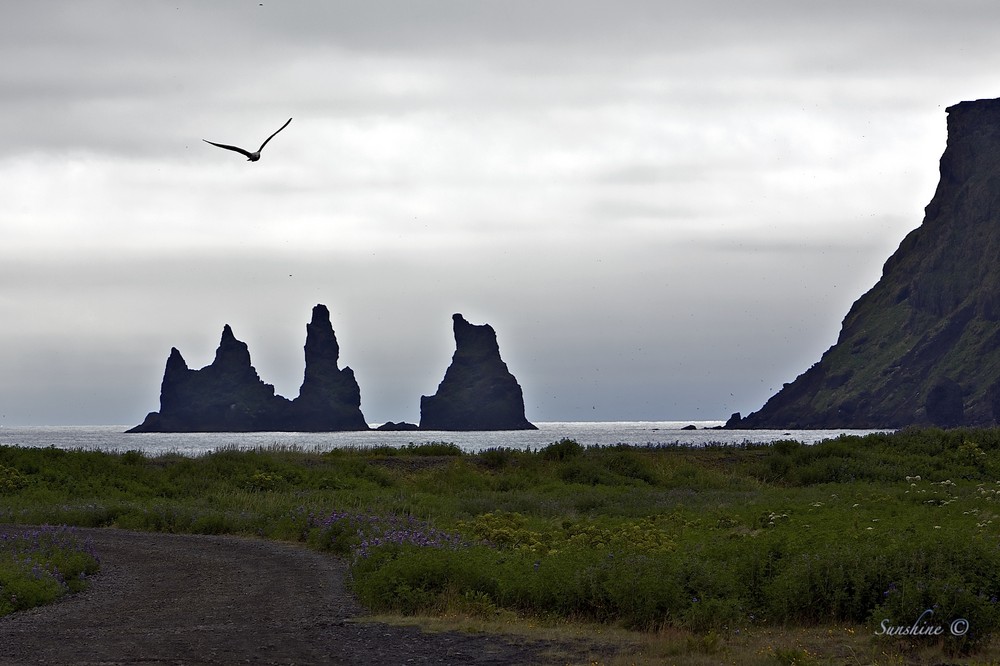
[257, 117, 292, 152]
[202, 139, 254, 158]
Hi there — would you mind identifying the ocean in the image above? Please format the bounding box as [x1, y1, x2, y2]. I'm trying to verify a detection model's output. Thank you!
[0, 422, 889, 457]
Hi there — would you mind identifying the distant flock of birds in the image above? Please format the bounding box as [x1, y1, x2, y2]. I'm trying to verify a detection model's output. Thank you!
[202, 118, 292, 162]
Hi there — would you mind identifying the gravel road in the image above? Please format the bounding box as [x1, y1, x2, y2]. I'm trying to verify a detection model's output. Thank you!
[0, 527, 616, 665]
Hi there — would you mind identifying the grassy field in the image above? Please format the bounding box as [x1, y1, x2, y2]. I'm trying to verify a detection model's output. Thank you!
[3, 429, 1000, 664]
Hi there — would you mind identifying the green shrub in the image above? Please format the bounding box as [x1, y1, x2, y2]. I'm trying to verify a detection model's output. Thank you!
[357, 443, 463, 457]
[683, 597, 744, 633]
[0, 561, 66, 614]
[0, 465, 28, 494]
[0, 526, 100, 616]
[244, 470, 285, 492]
[758, 538, 887, 623]
[476, 447, 518, 470]
[351, 545, 500, 614]
[602, 451, 658, 484]
[558, 458, 614, 485]
[119, 450, 146, 465]
[541, 438, 583, 461]
[874, 575, 1000, 656]
[488, 547, 691, 627]
[772, 439, 803, 456]
[405, 442, 463, 456]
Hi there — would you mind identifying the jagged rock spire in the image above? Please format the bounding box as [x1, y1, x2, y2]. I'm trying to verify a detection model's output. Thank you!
[289, 304, 368, 430]
[128, 306, 368, 432]
[419, 314, 536, 431]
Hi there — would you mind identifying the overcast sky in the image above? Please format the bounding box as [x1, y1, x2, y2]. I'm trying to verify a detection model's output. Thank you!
[2, 1, 998, 427]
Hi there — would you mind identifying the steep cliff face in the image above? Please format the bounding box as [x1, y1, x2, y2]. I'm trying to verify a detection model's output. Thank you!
[286, 304, 369, 430]
[420, 314, 536, 430]
[734, 97, 1000, 428]
[128, 305, 368, 432]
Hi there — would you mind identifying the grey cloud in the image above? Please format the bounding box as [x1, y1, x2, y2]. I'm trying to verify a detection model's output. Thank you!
[2, 0, 998, 426]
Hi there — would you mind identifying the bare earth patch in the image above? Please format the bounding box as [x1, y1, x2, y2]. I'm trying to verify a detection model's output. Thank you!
[0, 527, 618, 665]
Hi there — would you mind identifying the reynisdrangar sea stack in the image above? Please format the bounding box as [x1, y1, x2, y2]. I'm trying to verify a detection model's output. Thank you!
[129, 306, 536, 432]
[419, 314, 536, 431]
[128, 304, 368, 432]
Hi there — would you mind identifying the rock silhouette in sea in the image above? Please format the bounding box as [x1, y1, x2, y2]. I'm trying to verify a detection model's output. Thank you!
[419, 314, 536, 430]
[376, 421, 420, 431]
[285, 305, 369, 431]
[128, 305, 368, 432]
[732, 97, 1000, 428]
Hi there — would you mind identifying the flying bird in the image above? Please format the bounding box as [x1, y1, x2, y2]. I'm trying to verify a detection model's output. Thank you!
[202, 118, 292, 162]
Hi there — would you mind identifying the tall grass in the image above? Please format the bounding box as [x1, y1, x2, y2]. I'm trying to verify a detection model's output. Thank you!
[3, 430, 1000, 655]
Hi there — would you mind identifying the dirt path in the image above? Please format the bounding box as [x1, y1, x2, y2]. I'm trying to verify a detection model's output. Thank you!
[0, 527, 614, 665]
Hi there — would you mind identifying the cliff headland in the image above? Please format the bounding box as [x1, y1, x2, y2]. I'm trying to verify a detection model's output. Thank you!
[732, 97, 1000, 428]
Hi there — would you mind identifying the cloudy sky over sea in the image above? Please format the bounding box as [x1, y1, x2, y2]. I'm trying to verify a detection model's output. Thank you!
[2, 1, 998, 426]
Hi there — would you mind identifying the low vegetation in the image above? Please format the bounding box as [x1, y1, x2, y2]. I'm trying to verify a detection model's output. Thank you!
[3, 429, 1000, 662]
[0, 525, 99, 616]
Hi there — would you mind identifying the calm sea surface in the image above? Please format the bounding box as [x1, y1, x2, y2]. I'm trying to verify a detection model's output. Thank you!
[0, 423, 890, 457]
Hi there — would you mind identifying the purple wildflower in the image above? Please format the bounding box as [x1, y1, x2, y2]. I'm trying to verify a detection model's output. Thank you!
[307, 510, 469, 560]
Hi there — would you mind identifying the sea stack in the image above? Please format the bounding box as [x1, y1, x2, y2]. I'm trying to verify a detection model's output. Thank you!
[128, 305, 368, 432]
[733, 97, 1000, 428]
[285, 304, 369, 431]
[128, 325, 289, 432]
[419, 314, 537, 430]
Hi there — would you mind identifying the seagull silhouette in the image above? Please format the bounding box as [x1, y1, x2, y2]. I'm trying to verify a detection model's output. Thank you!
[202, 118, 292, 162]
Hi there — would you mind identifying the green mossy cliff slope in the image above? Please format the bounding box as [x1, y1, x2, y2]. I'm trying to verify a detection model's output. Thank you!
[734, 98, 1000, 428]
